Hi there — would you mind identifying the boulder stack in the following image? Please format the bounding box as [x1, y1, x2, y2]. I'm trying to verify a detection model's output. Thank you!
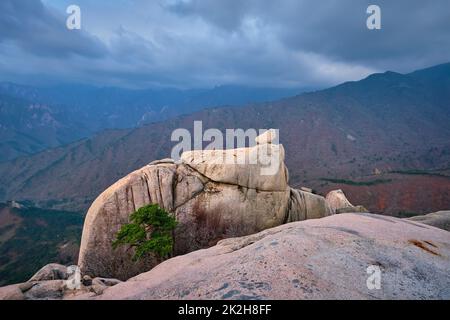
[78, 132, 358, 280]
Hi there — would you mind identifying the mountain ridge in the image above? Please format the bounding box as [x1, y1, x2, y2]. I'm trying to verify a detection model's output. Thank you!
[0, 83, 303, 162]
[0, 63, 449, 215]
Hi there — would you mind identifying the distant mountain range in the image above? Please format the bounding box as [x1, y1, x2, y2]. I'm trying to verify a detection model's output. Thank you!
[0, 83, 302, 161]
[0, 63, 449, 215]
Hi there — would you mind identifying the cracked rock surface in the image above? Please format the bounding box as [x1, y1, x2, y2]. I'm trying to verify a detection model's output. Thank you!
[78, 142, 350, 280]
[80, 213, 450, 300]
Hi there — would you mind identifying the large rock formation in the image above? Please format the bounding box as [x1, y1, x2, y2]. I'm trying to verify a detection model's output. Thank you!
[0, 264, 122, 300]
[2, 212, 449, 300]
[408, 211, 450, 231]
[78, 133, 356, 280]
[326, 189, 368, 214]
[79, 213, 450, 300]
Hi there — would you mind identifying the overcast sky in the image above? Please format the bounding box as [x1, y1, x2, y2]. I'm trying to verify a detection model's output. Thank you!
[0, 0, 449, 89]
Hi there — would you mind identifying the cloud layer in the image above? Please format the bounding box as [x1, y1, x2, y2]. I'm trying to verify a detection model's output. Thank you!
[0, 0, 449, 88]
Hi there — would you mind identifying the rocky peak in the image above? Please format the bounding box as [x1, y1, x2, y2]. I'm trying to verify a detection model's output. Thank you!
[78, 132, 361, 280]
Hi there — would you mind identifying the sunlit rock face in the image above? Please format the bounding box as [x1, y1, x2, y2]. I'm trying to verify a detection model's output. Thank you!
[78, 133, 351, 280]
[90, 213, 450, 300]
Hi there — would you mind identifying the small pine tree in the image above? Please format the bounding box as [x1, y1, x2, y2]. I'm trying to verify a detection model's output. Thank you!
[112, 204, 177, 262]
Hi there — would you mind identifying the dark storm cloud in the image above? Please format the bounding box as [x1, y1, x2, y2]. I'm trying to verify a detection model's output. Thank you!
[0, 0, 106, 57]
[0, 0, 448, 88]
[167, 0, 450, 71]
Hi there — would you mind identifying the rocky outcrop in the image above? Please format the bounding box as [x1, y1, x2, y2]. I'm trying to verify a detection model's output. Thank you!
[326, 189, 354, 211]
[78, 213, 450, 300]
[0, 263, 122, 300]
[0, 263, 72, 300]
[287, 188, 332, 222]
[325, 189, 368, 214]
[23, 280, 66, 300]
[78, 133, 359, 280]
[28, 263, 68, 282]
[0, 284, 26, 300]
[2, 212, 449, 300]
[90, 278, 122, 295]
[408, 211, 450, 231]
[180, 142, 288, 191]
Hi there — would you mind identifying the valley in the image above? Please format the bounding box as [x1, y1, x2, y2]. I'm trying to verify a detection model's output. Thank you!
[0, 83, 301, 162]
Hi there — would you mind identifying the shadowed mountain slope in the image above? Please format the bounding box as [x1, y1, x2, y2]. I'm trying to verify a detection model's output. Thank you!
[0, 63, 449, 214]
